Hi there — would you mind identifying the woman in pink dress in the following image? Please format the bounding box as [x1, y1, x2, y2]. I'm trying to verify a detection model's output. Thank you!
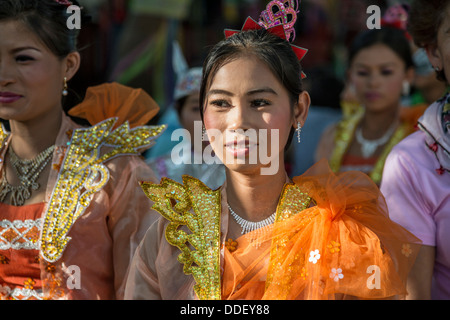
[0, 0, 164, 299]
[380, 0, 450, 300]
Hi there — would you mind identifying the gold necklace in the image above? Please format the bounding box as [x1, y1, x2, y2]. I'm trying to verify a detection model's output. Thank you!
[0, 145, 55, 206]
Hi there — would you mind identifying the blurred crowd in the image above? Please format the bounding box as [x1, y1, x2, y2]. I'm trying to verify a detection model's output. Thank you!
[69, 0, 401, 163]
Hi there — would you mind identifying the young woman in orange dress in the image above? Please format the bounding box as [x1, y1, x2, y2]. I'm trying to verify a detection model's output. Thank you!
[125, 0, 420, 300]
[0, 0, 164, 299]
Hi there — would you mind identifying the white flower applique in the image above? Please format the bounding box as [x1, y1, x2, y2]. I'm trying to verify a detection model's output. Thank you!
[329, 268, 344, 282]
[401, 244, 412, 257]
[309, 249, 321, 264]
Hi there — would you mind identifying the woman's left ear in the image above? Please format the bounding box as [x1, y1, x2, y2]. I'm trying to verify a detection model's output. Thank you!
[293, 91, 310, 129]
[63, 51, 81, 81]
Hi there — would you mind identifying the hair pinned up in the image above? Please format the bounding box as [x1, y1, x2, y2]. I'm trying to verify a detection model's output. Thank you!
[200, 1, 309, 149]
[348, 26, 414, 71]
[0, 0, 90, 58]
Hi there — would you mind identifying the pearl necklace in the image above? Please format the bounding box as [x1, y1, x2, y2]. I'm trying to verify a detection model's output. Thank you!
[355, 121, 397, 158]
[227, 204, 276, 234]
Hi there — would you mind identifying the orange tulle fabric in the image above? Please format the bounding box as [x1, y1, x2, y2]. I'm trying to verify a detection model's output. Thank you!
[68, 82, 159, 129]
[222, 161, 421, 300]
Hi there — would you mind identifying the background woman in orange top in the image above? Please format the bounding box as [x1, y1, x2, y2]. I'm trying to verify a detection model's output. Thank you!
[316, 23, 416, 185]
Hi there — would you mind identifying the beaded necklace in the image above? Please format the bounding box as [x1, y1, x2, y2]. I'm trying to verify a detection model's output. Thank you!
[227, 204, 276, 234]
[0, 145, 55, 206]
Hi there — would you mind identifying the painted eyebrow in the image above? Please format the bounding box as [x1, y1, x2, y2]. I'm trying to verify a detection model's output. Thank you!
[206, 89, 233, 97]
[207, 87, 278, 97]
[354, 62, 397, 68]
[247, 87, 278, 96]
[10, 46, 41, 54]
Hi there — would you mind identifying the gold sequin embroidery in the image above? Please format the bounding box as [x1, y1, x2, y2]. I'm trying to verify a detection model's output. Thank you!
[40, 118, 165, 262]
[141, 175, 222, 300]
[265, 183, 314, 296]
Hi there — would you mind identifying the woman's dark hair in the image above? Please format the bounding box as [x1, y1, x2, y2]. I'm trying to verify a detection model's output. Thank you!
[348, 26, 414, 70]
[0, 0, 86, 58]
[199, 28, 304, 149]
[408, 0, 449, 82]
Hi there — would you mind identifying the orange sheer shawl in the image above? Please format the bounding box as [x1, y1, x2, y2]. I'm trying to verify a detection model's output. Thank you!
[222, 161, 421, 300]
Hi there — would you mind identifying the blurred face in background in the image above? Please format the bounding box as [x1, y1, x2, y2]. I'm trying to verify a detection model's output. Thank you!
[349, 43, 413, 114]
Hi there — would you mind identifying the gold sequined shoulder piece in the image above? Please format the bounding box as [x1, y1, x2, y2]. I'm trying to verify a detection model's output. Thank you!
[0, 124, 9, 151]
[40, 118, 165, 262]
[265, 183, 315, 295]
[329, 107, 364, 173]
[140, 175, 222, 300]
[369, 122, 411, 184]
[274, 183, 312, 222]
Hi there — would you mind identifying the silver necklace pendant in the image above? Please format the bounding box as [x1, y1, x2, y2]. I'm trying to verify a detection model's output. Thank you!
[227, 204, 276, 235]
[355, 122, 397, 158]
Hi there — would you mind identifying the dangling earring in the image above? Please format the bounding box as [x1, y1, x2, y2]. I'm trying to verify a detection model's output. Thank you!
[296, 122, 302, 143]
[62, 77, 68, 96]
[402, 80, 410, 96]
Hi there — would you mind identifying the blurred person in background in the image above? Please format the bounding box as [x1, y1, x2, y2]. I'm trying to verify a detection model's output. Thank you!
[147, 42, 225, 189]
[316, 6, 416, 186]
[380, 0, 450, 300]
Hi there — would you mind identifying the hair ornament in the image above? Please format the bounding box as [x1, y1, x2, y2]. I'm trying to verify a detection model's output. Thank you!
[381, 3, 411, 40]
[258, 0, 299, 42]
[224, 0, 308, 79]
[54, 0, 73, 6]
